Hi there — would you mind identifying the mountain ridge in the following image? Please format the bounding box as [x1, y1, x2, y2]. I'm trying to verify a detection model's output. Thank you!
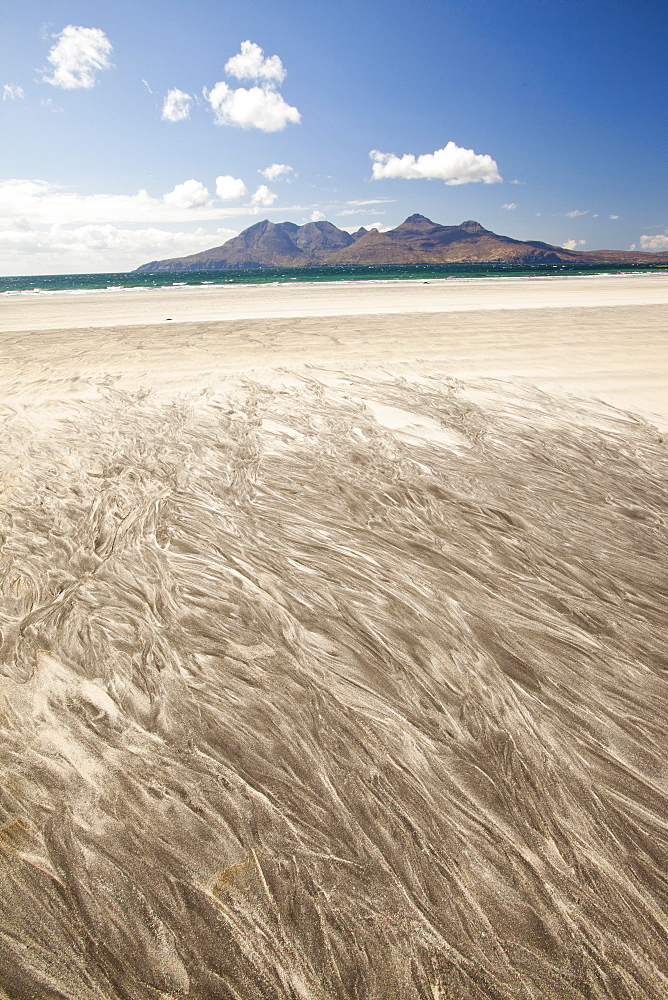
[135, 214, 668, 271]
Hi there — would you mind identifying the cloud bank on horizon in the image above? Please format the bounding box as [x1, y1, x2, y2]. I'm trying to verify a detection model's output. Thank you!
[0, 175, 282, 222]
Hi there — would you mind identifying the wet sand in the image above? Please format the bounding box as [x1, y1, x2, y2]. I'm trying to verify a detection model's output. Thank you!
[1, 277, 667, 998]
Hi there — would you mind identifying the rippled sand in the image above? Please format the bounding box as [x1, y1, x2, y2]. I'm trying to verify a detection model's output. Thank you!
[1, 279, 667, 998]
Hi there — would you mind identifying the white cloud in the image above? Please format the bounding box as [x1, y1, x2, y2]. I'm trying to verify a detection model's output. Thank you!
[215, 175, 247, 200]
[0, 223, 237, 275]
[340, 221, 391, 234]
[310, 210, 326, 222]
[42, 25, 113, 89]
[510, 179, 526, 185]
[3, 84, 24, 101]
[142, 79, 153, 94]
[225, 41, 286, 85]
[260, 163, 294, 181]
[250, 185, 277, 210]
[501, 203, 517, 210]
[163, 179, 211, 209]
[205, 42, 298, 132]
[205, 81, 300, 131]
[339, 208, 385, 217]
[346, 198, 394, 206]
[40, 97, 63, 113]
[0, 178, 246, 225]
[564, 209, 589, 218]
[609, 214, 620, 220]
[0, 182, 314, 250]
[369, 142, 502, 185]
[562, 239, 587, 250]
[161, 88, 192, 122]
[638, 232, 668, 251]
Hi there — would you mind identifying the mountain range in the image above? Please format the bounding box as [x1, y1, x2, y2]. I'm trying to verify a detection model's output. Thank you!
[135, 214, 668, 271]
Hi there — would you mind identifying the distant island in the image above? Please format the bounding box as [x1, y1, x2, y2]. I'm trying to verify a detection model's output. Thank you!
[135, 214, 668, 272]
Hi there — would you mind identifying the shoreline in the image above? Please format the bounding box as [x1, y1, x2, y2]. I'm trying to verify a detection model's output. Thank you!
[2, 268, 664, 295]
[2, 272, 667, 332]
[2, 274, 667, 428]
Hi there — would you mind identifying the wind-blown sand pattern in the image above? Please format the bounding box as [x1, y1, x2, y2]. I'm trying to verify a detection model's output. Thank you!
[1, 280, 667, 998]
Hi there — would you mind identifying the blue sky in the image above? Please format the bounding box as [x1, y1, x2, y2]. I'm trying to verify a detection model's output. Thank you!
[1, 0, 666, 274]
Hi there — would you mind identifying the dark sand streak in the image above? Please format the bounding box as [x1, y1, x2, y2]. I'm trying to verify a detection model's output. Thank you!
[0, 306, 667, 998]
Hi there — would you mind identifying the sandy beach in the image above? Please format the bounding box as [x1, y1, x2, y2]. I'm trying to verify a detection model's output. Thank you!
[3, 272, 668, 331]
[3, 274, 668, 425]
[1, 275, 668, 999]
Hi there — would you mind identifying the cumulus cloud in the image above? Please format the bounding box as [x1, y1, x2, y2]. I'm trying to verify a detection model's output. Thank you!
[161, 88, 192, 122]
[205, 40, 300, 132]
[162, 179, 211, 209]
[205, 81, 300, 131]
[638, 232, 668, 251]
[501, 203, 517, 210]
[42, 25, 113, 89]
[564, 209, 589, 218]
[562, 239, 587, 250]
[0, 222, 237, 275]
[3, 84, 24, 101]
[310, 210, 326, 222]
[369, 142, 502, 185]
[215, 175, 247, 200]
[510, 179, 526, 185]
[250, 185, 277, 210]
[225, 41, 286, 85]
[260, 163, 294, 181]
[609, 214, 620, 220]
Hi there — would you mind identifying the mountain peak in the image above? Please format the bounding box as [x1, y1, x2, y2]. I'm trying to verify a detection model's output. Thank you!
[459, 220, 486, 233]
[134, 213, 668, 272]
[401, 213, 436, 227]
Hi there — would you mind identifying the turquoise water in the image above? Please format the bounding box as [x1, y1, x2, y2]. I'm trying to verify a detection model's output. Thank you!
[1, 262, 664, 295]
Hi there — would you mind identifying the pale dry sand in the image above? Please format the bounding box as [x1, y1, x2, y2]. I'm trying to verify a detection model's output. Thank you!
[1, 277, 667, 999]
[2, 272, 668, 332]
[3, 277, 668, 427]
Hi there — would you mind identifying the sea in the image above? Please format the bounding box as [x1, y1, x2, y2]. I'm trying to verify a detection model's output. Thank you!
[1, 261, 665, 296]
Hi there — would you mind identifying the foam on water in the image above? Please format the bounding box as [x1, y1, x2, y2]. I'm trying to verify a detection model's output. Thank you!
[1, 262, 662, 296]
